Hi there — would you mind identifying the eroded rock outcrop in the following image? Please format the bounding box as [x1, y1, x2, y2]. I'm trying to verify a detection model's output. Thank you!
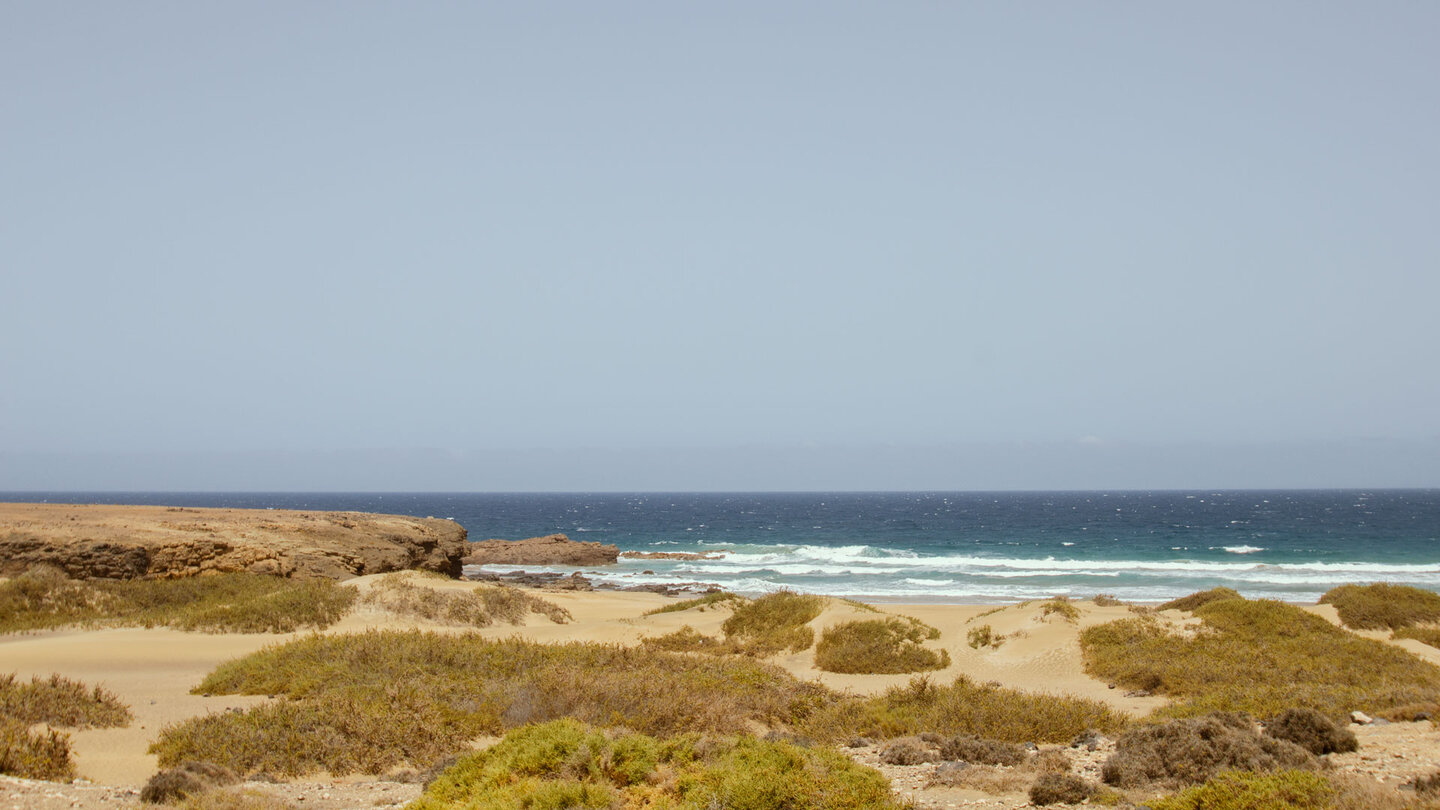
[620, 550, 725, 561]
[0, 503, 467, 580]
[462, 533, 620, 566]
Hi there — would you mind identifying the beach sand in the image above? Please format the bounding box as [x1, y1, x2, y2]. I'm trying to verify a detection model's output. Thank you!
[5, 574, 1439, 809]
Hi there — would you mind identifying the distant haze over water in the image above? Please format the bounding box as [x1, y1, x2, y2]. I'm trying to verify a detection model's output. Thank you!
[9, 490, 1439, 603]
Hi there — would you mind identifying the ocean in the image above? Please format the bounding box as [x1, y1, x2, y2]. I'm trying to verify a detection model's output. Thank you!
[7, 490, 1439, 604]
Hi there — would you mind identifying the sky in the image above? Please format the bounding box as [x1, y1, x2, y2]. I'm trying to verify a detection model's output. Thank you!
[2, 3, 1437, 491]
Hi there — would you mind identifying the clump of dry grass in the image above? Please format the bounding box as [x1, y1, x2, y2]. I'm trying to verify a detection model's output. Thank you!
[800, 675, 1127, 745]
[1029, 772, 1098, 805]
[1101, 713, 1316, 789]
[1158, 588, 1243, 612]
[0, 717, 74, 781]
[411, 719, 907, 810]
[1081, 596, 1440, 720]
[1092, 594, 1125, 607]
[361, 575, 570, 626]
[1321, 583, 1440, 631]
[151, 630, 831, 776]
[814, 618, 950, 674]
[1040, 596, 1080, 621]
[177, 788, 298, 810]
[0, 671, 132, 781]
[0, 567, 355, 634]
[721, 591, 824, 654]
[1394, 627, 1440, 649]
[642, 591, 742, 616]
[0, 672, 132, 728]
[967, 624, 1005, 649]
[1265, 708, 1358, 755]
[640, 625, 746, 655]
[1145, 770, 1334, 810]
[938, 735, 1025, 765]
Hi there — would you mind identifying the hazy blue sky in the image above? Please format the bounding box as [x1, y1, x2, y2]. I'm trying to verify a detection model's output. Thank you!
[2, 3, 1437, 491]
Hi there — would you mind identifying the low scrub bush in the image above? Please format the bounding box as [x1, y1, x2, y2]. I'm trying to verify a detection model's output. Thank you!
[0, 717, 73, 781]
[0, 672, 131, 728]
[1081, 596, 1440, 719]
[361, 576, 569, 626]
[1146, 770, 1334, 810]
[152, 630, 831, 776]
[721, 591, 824, 654]
[410, 719, 908, 810]
[140, 761, 239, 804]
[814, 618, 950, 674]
[641, 625, 745, 655]
[938, 735, 1024, 765]
[1394, 627, 1440, 649]
[643, 591, 742, 616]
[177, 789, 298, 810]
[800, 675, 1126, 745]
[1159, 588, 1243, 612]
[1321, 583, 1440, 631]
[0, 567, 355, 634]
[967, 625, 1005, 649]
[877, 738, 938, 765]
[1029, 772, 1096, 805]
[1265, 708, 1358, 755]
[1101, 713, 1316, 789]
[1092, 594, 1124, 607]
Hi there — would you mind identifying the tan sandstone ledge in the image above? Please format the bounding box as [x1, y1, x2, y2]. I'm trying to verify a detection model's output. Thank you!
[0, 502, 468, 580]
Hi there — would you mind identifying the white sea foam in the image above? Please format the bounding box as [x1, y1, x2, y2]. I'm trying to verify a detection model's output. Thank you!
[1219, 545, 1266, 554]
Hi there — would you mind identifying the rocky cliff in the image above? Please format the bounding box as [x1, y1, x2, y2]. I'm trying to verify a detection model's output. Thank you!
[462, 533, 620, 566]
[0, 503, 468, 580]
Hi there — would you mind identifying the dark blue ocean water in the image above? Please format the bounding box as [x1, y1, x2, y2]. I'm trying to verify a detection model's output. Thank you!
[7, 490, 1439, 603]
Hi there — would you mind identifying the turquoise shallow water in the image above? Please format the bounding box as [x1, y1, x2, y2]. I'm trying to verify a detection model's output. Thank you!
[9, 490, 1439, 603]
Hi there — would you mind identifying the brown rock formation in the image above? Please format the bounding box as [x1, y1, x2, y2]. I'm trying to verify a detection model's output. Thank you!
[462, 533, 619, 566]
[620, 550, 725, 561]
[0, 502, 467, 580]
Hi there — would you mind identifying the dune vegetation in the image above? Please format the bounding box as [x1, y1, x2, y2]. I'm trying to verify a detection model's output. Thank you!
[1082, 593, 1440, 720]
[814, 617, 950, 674]
[1321, 583, 1440, 632]
[359, 572, 571, 626]
[0, 673, 131, 780]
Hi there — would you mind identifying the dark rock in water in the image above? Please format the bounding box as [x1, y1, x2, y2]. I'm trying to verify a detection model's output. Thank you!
[463, 533, 620, 566]
[0, 502, 467, 580]
[621, 550, 726, 561]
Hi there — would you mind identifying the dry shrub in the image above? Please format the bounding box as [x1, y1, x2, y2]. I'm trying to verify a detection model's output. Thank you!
[721, 590, 824, 653]
[1321, 583, 1440, 631]
[800, 675, 1126, 745]
[814, 618, 949, 674]
[1029, 772, 1096, 805]
[967, 624, 1005, 649]
[640, 625, 745, 655]
[178, 788, 298, 810]
[1265, 707, 1358, 755]
[152, 630, 831, 776]
[642, 591, 742, 616]
[410, 719, 907, 810]
[140, 761, 239, 804]
[0, 717, 73, 781]
[878, 737, 938, 765]
[1081, 596, 1440, 720]
[363, 576, 569, 627]
[0, 567, 355, 634]
[1158, 588, 1243, 612]
[1146, 770, 1334, 810]
[1092, 594, 1124, 607]
[0, 672, 131, 728]
[1394, 627, 1440, 649]
[1101, 713, 1316, 789]
[1040, 596, 1080, 621]
[938, 735, 1024, 766]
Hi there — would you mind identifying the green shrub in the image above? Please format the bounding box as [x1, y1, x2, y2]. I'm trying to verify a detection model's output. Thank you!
[1147, 770, 1335, 810]
[643, 591, 742, 616]
[721, 591, 824, 654]
[1265, 708, 1358, 755]
[1159, 588, 1243, 612]
[800, 675, 1126, 745]
[814, 618, 950, 674]
[410, 719, 907, 810]
[1101, 714, 1316, 789]
[152, 631, 831, 776]
[0, 568, 355, 634]
[1081, 596, 1440, 719]
[1320, 583, 1440, 631]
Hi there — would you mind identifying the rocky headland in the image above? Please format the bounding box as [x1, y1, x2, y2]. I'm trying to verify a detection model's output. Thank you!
[462, 533, 620, 566]
[0, 502, 467, 580]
